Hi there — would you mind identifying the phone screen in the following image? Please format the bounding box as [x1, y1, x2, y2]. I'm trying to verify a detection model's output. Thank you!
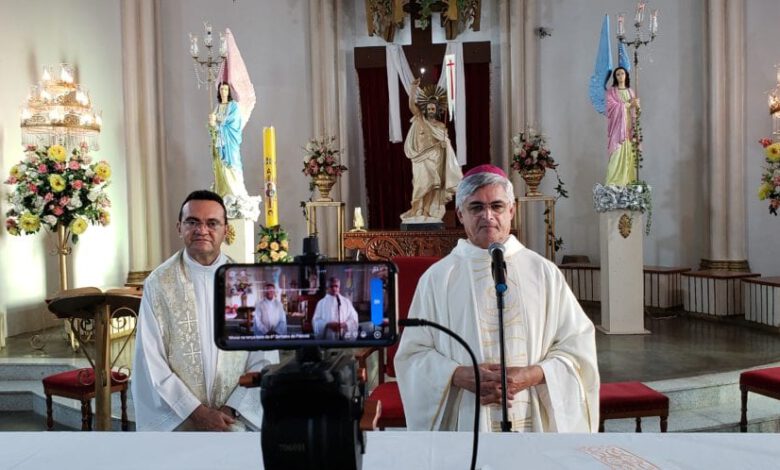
[214, 260, 397, 350]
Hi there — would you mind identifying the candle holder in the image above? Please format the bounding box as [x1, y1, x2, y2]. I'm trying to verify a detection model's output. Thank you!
[616, 2, 658, 179]
[189, 21, 228, 109]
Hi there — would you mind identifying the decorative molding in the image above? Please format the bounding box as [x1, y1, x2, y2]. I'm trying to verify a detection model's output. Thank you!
[699, 259, 751, 273]
[618, 214, 632, 238]
[126, 270, 152, 286]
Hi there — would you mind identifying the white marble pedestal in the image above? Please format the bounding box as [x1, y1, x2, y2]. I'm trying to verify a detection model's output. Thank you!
[222, 219, 256, 263]
[598, 211, 649, 335]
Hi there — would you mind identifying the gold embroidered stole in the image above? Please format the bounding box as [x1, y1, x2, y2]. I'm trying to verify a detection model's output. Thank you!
[147, 251, 247, 407]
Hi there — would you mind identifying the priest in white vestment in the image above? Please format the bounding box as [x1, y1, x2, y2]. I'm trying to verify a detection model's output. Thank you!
[253, 283, 287, 335]
[312, 277, 359, 340]
[132, 190, 278, 431]
[395, 165, 599, 432]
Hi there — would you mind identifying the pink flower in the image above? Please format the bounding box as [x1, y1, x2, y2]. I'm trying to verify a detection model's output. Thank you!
[326, 166, 335, 175]
[26, 144, 37, 151]
[44, 192, 54, 202]
[772, 199, 780, 209]
[38, 164, 48, 173]
[93, 177, 103, 184]
[54, 162, 64, 171]
[774, 175, 780, 186]
[759, 138, 773, 148]
[68, 160, 80, 170]
[27, 183, 38, 193]
[72, 180, 84, 190]
[59, 196, 70, 206]
[6, 176, 17, 184]
[52, 206, 64, 216]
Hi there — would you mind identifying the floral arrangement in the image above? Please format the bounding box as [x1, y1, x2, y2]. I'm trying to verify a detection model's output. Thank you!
[511, 129, 568, 199]
[4, 144, 111, 243]
[302, 136, 347, 180]
[593, 181, 653, 234]
[758, 138, 780, 216]
[223, 194, 262, 222]
[255, 225, 293, 263]
[228, 270, 253, 297]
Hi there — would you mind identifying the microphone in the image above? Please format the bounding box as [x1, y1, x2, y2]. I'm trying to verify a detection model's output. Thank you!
[488, 242, 507, 294]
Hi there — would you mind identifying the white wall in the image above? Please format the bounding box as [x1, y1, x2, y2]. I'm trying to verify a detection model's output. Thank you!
[0, 0, 127, 335]
[536, 0, 707, 268]
[745, 0, 780, 276]
[158, 0, 313, 258]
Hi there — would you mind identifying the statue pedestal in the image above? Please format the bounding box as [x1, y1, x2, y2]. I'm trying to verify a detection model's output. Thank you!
[598, 211, 649, 335]
[223, 219, 256, 263]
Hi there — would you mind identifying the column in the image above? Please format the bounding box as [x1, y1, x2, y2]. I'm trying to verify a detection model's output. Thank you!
[121, 0, 168, 283]
[703, 0, 749, 271]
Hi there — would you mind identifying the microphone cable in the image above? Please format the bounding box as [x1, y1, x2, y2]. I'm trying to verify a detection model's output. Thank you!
[399, 318, 481, 470]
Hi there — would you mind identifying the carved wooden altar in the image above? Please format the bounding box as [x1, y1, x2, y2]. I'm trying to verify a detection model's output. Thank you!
[343, 229, 466, 261]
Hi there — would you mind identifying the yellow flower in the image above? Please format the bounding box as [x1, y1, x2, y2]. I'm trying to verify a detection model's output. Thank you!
[48, 174, 67, 192]
[281, 239, 289, 249]
[99, 210, 111, 226]
[19, 213, 40, 233]
[258, 241, 269, 250]
[758, 182, 774, 200]
[270, 241, 280, 251]
[765, 143, 780, 162]
[261, 235, 270, 243]
[278, 250, 288, 259]
[260, 254, 270, 262]
[9, 165, 22, 179]
[70, 217, 88, 235]
[94, 161, 111, 180]
[270, 251, 280, 261]
[7, 224, 19, 236]
[47, 145, 67, 162]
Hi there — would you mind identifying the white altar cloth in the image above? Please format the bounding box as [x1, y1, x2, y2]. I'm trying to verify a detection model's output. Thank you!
[1, 431, 779, 469]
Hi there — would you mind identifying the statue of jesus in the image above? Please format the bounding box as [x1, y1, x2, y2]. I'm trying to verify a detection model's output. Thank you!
[400, 77, 463, 224]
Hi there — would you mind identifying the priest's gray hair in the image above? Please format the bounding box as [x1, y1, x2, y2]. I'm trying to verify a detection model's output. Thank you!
[455, 172, 515, 211]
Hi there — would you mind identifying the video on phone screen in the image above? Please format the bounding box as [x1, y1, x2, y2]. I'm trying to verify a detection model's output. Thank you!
[218, 262, 395, 348]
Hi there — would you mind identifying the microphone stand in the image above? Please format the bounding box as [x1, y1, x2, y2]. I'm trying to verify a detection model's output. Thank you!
[495, 275, 511, 433]
[399, 318, 481, 470]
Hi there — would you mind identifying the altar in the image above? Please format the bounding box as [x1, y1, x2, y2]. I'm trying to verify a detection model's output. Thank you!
[343, 229, 466, 261]
[2, 431, 778, 469]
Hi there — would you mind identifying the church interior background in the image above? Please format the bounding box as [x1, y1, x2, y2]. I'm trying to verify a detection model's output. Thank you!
[1, 0, 780, 436]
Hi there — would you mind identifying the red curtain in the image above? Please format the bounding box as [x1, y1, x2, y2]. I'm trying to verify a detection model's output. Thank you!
[357, 63, 490, 229]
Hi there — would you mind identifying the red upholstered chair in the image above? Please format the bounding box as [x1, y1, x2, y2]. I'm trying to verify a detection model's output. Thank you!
[355, 256, 439, 429]
[740, 367, 780, 432]
[43, 368, 130, 431]
[599, 381, 669, 432]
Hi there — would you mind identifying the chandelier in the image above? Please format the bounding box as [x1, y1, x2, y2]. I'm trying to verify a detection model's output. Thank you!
[20, 63, 101, 150]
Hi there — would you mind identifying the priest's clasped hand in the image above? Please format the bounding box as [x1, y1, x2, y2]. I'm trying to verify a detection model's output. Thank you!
[452, 364, 545, 406]
[187, 404, 237, 431]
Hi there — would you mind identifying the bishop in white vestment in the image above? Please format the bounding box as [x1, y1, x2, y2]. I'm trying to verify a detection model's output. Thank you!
[394, 165, 599, 432]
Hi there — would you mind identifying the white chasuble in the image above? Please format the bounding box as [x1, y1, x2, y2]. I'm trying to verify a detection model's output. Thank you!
[394, 236, 600, 432]
[133, 251, 278, 431]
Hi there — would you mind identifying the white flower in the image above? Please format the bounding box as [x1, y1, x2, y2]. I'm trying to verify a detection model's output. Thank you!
[87, 189, 100, 202]
[85, 169, 95, 178]
[66, 197, 83, 210]
[33, 196, 45, 211]
[43, 215, 58, 226]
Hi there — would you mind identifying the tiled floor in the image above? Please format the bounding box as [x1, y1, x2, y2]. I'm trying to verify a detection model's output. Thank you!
[3, 307, 780, 383]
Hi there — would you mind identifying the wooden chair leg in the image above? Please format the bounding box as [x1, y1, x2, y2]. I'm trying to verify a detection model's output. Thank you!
[45, 393, 53, 431]
[121, 389, 128, 431]
[635, 417, 642, 432]
[660, 415, 668, 432]
[80, 400, 90, 431]
[740, 386, 748, 433]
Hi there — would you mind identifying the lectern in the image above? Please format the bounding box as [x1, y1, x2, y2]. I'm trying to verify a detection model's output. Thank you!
[47, 287, 141, 430]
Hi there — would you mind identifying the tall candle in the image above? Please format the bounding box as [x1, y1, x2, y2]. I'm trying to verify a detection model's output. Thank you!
[263, 126, 278, 227]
